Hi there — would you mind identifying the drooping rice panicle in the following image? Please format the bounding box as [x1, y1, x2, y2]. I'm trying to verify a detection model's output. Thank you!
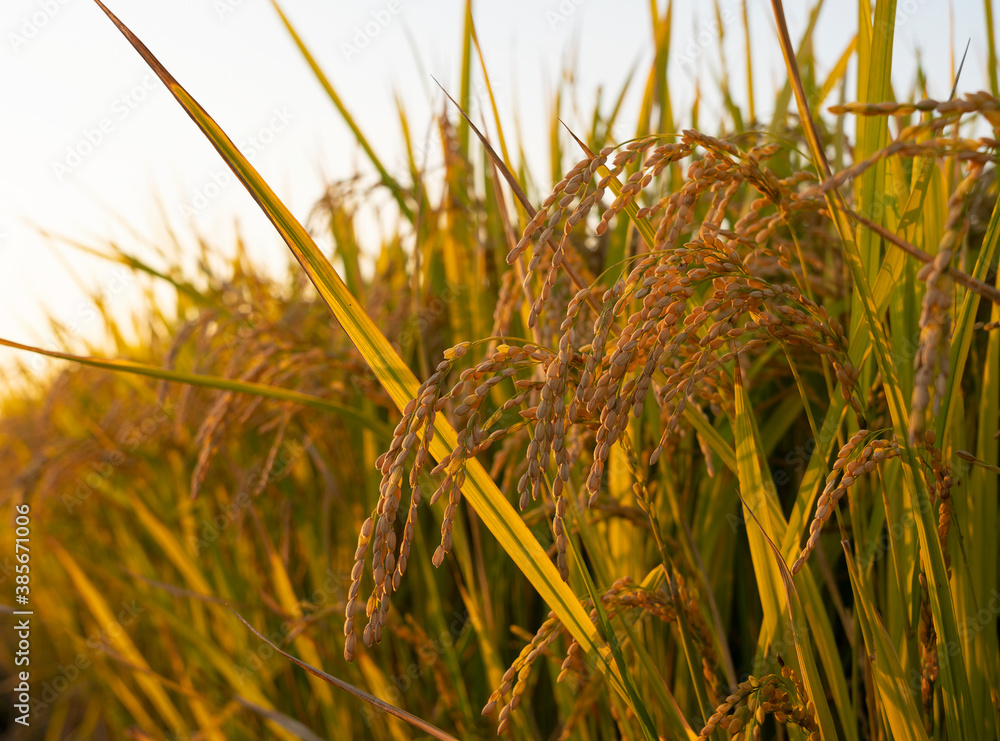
[792, 431, 902, 575]
[910, 165, 981, 444]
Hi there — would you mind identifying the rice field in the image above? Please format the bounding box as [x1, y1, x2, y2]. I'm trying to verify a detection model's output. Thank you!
[1, 1, 999, 739]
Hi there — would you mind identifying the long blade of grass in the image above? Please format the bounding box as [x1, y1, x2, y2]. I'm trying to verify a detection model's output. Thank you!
[935, 196, 1000, 436]
[469, 19, 512, 168]
[852, 0, 895, 283]
[247, 508, 336, 708]
[566, 533, 659, 741]
[230, 609, 459, 741]
[971, 257, 1000, 734]
[731, 360, 844, 739]
[636, 0, 673, 137]
[768, 0, 825, 133]
[91, 0, 627, 708]
[731, 362, 787, 655]
[940, 195, 1000, 739]
[437, 83, 601, 308]
[737, 489, 839, 738]
[233, 697, 324, 741]
[842, 545, 931, 741]
[741, 0, 755, 122]
[0, 337, 388, 435]
[36, 231, 209, 306]
[134, 598, 308, 737]
[986, 0, 999, 95]
[50, 542, 187, 734]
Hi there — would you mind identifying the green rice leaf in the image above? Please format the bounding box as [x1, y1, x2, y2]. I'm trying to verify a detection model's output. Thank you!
[0, 337, 388, 435]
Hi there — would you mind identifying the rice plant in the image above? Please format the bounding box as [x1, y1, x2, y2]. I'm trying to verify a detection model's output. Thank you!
[1, 1, 998, 739]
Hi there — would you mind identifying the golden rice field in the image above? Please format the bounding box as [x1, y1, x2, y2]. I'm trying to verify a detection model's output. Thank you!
[2, 1, 999, 739]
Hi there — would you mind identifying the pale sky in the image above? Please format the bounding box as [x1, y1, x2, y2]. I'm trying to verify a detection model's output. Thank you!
[1, 0, 995, 382]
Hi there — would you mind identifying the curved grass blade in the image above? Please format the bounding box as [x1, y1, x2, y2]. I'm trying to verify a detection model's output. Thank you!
[842, 546, 931, 741]
[36, 230, 209, 307]
[565, 525, 659, 741]
[90, 0, 628, 710]
[51, 542, 187, 734]
[0, 337, 388, 435]
[734, 358, 858, 740]
[736, 490, 839, 739]
[230, 609, 458, 741]
[732, 363, 838, 735]
[233, 697, 324, 741]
